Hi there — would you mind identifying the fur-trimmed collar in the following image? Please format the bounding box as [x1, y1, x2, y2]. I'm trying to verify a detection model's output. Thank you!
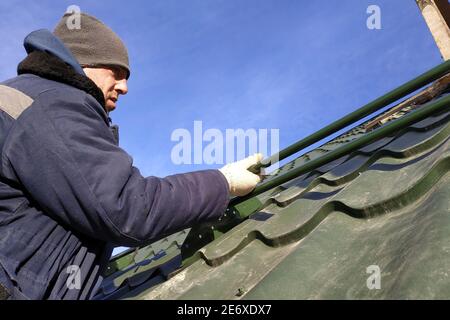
[17, 51, 106, 109]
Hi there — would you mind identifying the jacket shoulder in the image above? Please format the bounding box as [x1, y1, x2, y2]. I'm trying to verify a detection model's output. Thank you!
[2, 74, 107, 121]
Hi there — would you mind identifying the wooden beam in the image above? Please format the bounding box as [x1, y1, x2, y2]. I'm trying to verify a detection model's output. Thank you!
[416, 0, 450, 60]
[364, 73, 450, 131]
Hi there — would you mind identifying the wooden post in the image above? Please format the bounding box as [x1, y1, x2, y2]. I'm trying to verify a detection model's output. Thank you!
[416, 0, 450, 60]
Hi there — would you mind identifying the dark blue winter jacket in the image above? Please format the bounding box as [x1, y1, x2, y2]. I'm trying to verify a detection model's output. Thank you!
[0, 30, 229, 299]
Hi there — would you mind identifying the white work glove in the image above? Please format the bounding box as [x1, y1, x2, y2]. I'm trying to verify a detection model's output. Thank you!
[219, 153, 264, 197]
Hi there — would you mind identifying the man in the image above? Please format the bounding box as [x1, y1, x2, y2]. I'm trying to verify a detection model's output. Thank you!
[0, 12, 263, 300]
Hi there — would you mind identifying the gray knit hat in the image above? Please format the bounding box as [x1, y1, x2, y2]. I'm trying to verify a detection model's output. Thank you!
[54, 12, 130, 79]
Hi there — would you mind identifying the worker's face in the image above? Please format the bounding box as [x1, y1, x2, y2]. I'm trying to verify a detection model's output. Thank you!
[83, 66, 128, 113]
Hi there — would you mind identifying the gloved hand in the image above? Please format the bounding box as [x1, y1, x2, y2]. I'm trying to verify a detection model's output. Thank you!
[219, 153, 264, 197]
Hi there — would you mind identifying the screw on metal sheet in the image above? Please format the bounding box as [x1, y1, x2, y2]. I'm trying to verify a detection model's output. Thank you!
[235, 287, 246, 297]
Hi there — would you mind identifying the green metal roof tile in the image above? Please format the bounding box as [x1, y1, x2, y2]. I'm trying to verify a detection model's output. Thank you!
[141, 133, 450, 299]
[135, 100, 450, 299]
[142, 239, 300, 300]
[198, 217, 269, 266]
[95, 245, 182, 299]
[313, 156, 350, 173]
[95, 229, 189, 299]
[104, 229, 189, 277]
[243, 174, 450, 299]
[358, 136, 396, 153]
[132, 229, 189, 264]
[321, 154, 370, 180]
[98, 76, 450, 299]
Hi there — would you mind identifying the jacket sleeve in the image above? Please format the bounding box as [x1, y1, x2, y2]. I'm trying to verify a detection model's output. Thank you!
[1, 89, 230, 247]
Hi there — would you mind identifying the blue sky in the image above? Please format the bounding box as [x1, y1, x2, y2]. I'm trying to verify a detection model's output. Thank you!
[0, 0, 443, 255]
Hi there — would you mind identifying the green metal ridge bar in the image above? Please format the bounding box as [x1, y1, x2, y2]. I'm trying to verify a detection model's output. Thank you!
[231, 93, 450, 207]
[250, 60, 450, 173]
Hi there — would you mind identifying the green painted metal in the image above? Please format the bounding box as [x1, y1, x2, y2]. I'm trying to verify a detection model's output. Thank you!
[100, 62, 450, 300]
[103, 229, 189, 278]
[100, 91, 450, 300]
[245, 176, 450, 299]
[249, 60, 450, 173]
[176, 94, 450, 267]
[138, 107, 450, 300]
[232, 93, 450, 208]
